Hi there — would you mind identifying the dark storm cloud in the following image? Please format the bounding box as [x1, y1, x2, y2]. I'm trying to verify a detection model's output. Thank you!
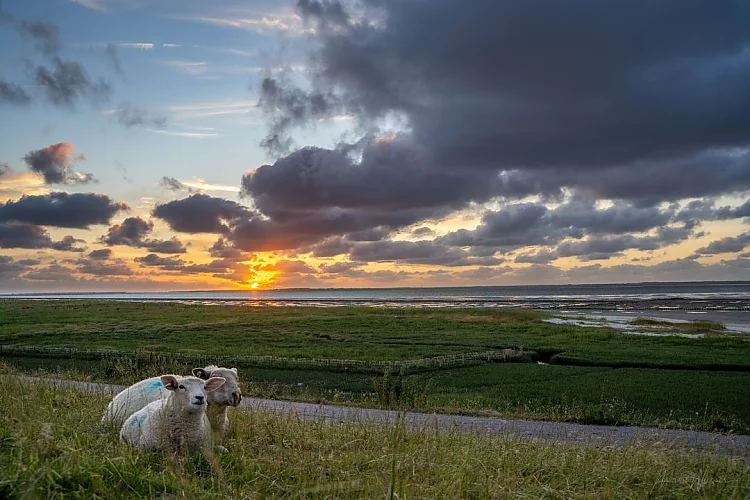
[23, 142, 95, 185]
[73, 257, 134, 276]
[209, 238, 246, 261]
[348, 240, 506, 267]
[257, 78, 340, 155]
[23, 264, 76, 281]
[514, 250, 558, 264]
[228, 205, 437, 252]
[694, 232, 750, 256]
[410, 227, 435, 238]
[102, 216, 152, 243]
[152, 194, 252, 234]
[0, 256, 25, 278]
[101, 217, 186, 254]
[243, 142, 500, 217]
[438, 200, 694, 254]
[114, 103, 167, 129]
[0, 192, 128, 229]
[88, 248, 113, 260]
[0, 81, 32, 105]
[0, 222, 85, 251]
[255, 0, 750, 207]
[134, 254, 186, 268]
[308, 237, 353, 257]
[135, 256, 247, 277]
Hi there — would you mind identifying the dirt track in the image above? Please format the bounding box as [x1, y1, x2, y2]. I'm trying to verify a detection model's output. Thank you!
[17, 376, 750, 460]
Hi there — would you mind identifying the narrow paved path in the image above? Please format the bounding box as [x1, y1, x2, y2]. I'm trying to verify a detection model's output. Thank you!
[17, 376, 750, 459]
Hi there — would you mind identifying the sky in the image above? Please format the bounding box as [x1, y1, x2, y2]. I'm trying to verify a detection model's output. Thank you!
[1, 0, 750, 292]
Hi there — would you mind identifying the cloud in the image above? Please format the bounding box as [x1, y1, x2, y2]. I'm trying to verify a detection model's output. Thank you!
[0, 162, 9, 177]
[260, 259, 316, 274]
[348, 240, 506, 267]
[178, 10, 308, 35]
[101, 217, 186, 254]
[34, 57, 112, 108]
[113, 103, 167, 128]
[151, 194, 252, 234]
[162, 60, 208, 76]
[73, 257, 134, 276]
[146, 130, 219, 139]
[19, 20, 60, 55]
[104, 44, 126, 79]
[0, 192, 128, 229]
[164, 99, 258, 120]
[694, 232, 750, 256]
[255, 0, 750, 209]
[514, 250, 558, 264]
[159, 177, 193, 193]
[23, 143, 95, 185]
[0, 222, 85, 251]
[1, 13, 113, 109]
[209, 237, 246, 261]
[134, 253, 185, 267]
[0, 256, 26, 278]
[88, 248, 113, 260]
[0, 81, 32, 105]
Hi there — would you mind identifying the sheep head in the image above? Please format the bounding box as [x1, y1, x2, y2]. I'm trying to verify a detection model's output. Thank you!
[192, 366, 242, 407]
[161, 375, 226, 413]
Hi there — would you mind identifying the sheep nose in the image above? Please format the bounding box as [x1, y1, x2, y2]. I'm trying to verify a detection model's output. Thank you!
[232, 391, 242, 405]
[195, 395, 204, 402]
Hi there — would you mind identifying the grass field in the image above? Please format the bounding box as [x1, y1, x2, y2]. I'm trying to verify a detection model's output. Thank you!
[1, 300, 750, 434]
[1, 376, 748, 499]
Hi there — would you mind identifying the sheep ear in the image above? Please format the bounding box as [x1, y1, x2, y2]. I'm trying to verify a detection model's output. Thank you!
[160, 375, 178, 391]
[204, 377, 226, 392]
[192, 368, 209, 379]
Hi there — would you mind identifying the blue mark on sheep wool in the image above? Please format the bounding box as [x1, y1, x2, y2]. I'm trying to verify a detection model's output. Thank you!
[129, 413, 147, 427]
[145, 379, 164, 393]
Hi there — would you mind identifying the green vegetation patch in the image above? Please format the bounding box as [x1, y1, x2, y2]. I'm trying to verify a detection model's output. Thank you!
[1, 377, 748, 499]
[1, 300, 749, 369]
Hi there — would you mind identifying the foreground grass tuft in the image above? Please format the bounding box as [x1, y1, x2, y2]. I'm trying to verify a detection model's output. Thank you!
[0, 377, 748, 498]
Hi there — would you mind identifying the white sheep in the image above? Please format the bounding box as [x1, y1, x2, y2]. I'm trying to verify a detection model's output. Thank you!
[191, 365, 242, 445]
[119, 375, 225, 452]
[102, 365, 242, 445]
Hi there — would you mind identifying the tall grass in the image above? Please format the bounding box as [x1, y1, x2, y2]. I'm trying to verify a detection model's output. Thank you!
[1, 373, 748, 498]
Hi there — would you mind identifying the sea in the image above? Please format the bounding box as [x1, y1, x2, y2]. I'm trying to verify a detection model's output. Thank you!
[3, 281, 750, 332]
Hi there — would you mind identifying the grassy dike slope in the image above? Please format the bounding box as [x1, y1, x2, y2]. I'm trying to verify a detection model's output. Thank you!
[1, 377, 748, 499]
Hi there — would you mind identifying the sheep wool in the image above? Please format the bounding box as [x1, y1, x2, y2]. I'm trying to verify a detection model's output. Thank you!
[119, 375, 225, 452]
[102, 365, 242, 443]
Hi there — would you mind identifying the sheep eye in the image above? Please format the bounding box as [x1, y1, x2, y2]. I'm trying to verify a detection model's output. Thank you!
[178, 385, 185, 390]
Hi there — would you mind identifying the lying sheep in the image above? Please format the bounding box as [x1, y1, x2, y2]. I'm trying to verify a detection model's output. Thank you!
[119, 375, 225, 452]
[102, 365, 242, 444]
[192, 365, 242, 444]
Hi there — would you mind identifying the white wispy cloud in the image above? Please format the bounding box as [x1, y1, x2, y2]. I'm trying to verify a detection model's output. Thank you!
[176, 8, 313, 36]
[165, 100, 258, 120]
[181, 178, 239, 193]
[162, 44, 181, 49]
[218, 48, 258, 57]
[71, 0, 109, 12]
[145, 129, 220, 139]
[77, 41, 157, 51]
[162, 60, 209, 76]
